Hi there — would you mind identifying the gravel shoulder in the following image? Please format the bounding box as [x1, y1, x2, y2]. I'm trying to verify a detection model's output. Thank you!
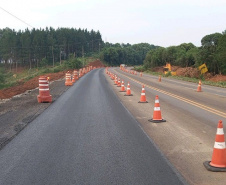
[0, 78, 69, 150]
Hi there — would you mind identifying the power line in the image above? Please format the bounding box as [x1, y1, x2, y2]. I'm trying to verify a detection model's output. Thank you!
[0, 6, 34, 29]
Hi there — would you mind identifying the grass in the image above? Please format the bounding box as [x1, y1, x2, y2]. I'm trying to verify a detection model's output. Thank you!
[0, 64, 66, 90]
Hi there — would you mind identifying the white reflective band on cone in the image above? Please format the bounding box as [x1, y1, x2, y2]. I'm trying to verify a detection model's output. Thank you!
[217, 128, 224, 135]
[214, 142, 226, 149]
[127, 88, 130, 90]
[154, 107, 160, 111]
[155, 100, 159, 103]
[141, 93, 145, 95]
[39, 84, 49, 86]
[39, 80, 48, 83]
[39, 88, 49, 91]
[142, 88, 145, 90]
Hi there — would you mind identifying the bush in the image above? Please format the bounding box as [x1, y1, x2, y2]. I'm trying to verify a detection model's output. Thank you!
[0, 73, 5, 84]
[40, 58, 48, 67]
[64, 55, 83, 69]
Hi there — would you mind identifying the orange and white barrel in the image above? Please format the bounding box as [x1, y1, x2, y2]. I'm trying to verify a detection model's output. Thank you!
[37, 76, 52, 103]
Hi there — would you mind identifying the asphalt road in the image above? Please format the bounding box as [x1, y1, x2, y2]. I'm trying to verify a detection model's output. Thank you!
[107, 68, 226, 184]
[113, 68, 226, 127]
[0, 69, 185, 185]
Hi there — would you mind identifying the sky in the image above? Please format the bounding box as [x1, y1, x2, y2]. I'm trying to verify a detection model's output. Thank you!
[0, 0, 226, 47]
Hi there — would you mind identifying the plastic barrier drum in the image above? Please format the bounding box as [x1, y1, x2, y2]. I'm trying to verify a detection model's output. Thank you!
[37, 76, 52, 103]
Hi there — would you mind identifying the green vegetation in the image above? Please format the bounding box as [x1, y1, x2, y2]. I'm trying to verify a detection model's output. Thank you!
[99, 43, 159, 66]
[0, 26, 225, 90]
[0, 27, 103, 71]
[0, 56, 86, 90]
[143, 31, 226, 75]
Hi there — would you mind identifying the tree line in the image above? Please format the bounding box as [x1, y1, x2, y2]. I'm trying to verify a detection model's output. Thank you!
[0, 27, 225, 75]
[0, 27, 103, 71]
[143, 31, 226, 75]
[99, 43, 158, 66]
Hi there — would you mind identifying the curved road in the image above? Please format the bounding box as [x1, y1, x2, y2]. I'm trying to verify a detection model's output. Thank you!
[0, 69, 185, 185]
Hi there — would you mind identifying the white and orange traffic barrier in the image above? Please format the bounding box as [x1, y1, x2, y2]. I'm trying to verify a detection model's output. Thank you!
[65, 71, 73, 86]
[124, 82, 133, 96]
[37, 76, 52, 103]
[138, 85, 148, 103]
[148, 95, 166, 123]
[204, 120, 226, 172]
[197, 80, 202, 92]
[75, 70, 79, 80]
[72, 70, 78, 83]
[72, 73, 75, 83]
[120, 80, 126, 92]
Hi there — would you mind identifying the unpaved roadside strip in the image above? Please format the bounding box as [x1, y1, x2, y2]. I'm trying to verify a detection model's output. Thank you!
[106, 68, 226, 185]
[0, 78, 70, 150]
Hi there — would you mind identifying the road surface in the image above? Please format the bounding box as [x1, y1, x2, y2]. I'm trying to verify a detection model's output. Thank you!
[0, 69, 185, 185]
[106, 67, 226, 184]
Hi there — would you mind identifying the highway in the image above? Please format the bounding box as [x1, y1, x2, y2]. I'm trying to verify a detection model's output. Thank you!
[0, 69, 185, 185]
[107, 67, 226, 185]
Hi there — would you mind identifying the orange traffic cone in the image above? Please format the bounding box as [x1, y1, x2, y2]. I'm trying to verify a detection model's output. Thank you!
[158, 75, 161, 82]
[124, 82, 133, 96]
[204, 120, 226, 172]
[197, 80, 202, 92]
[120, 80, 126, 92]
[114, 76, 118, 85]
[117, 78, 121, 87]
[37, 76, 52, 103]
[140, 72, 143, 77]
[148, 95, 166, 123]
[65, 71, 73, 86]
[138, 85, 148, 103]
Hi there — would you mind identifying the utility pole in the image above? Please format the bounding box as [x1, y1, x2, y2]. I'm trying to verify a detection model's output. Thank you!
[52, 46, 54, 67]
[59, 49, 62, 65]
[82, 45, 84, 67]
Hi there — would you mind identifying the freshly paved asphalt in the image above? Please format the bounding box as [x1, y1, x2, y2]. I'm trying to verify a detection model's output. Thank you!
[0, 69, 185, 185]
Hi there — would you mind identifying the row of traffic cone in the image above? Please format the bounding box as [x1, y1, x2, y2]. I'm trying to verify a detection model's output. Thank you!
[120, 66, 203, 91]
[107, 70, 166, 123]
[120, 66, 143, 77]
[107, 68, 224, 172]
[65, 66, 93, 86]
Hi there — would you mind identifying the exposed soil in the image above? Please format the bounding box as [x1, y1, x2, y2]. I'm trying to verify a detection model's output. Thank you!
[0, 59, 105, 100]
[152, 66, 226, 81]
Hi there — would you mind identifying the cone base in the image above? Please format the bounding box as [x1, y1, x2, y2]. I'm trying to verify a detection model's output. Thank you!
[124, 94, 133, 96]
[148, 118, 166, 123]
[65, 82, 73, 86]
[37, 95, 52, 103]
[203, 161, 226, 172]
[138, 101, 148, 103]
[119, 90, 126, 92]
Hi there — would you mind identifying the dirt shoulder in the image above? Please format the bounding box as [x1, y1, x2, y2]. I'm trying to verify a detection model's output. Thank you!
[0, 78, 70, 150]
[0, 60, 104, 150]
